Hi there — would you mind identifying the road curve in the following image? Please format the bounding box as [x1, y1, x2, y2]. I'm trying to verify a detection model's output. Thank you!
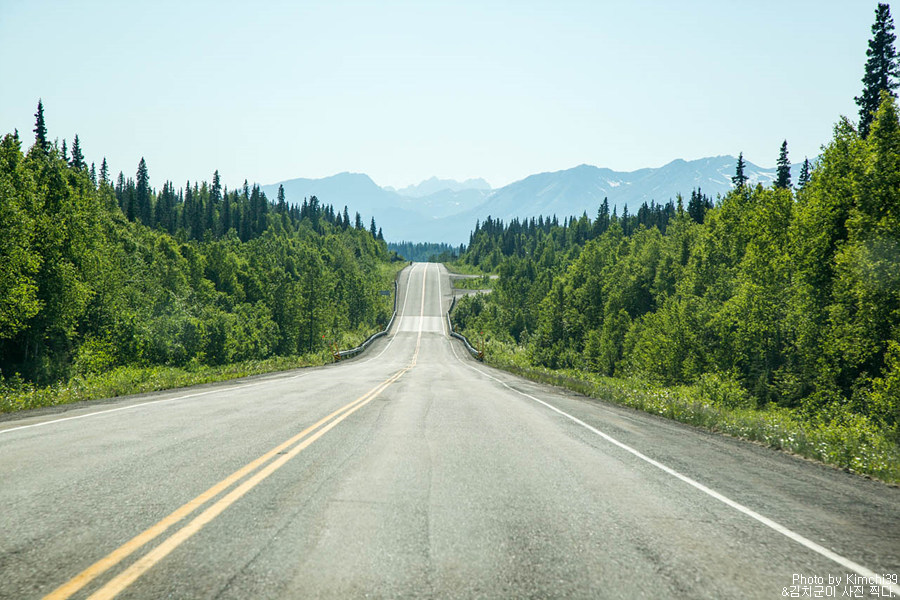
[0, 263, 897, 599]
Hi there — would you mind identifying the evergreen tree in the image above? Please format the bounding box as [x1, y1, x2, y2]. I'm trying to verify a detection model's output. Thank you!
[222, 188, 232, 233]
[100, 158, 109, 184]
[61, 139, 68, 163]
[856, 3, 900, 137]
[276, 184, 286, 214]
[775, 140, 791, 189]
[342, 206, 350, 230]
[797, 157, 811, 189]
[355, 212, 363, 230]
[209, 170, 221, 235]
[34, 99, 50, 154]
[732, 152, 749, 188]
[69, 134, 85, 170]
[136, 158, 152, 225]
[90, 162, 97, 187]
[370, 217, 378, 238]
[377, 227, 384, 241]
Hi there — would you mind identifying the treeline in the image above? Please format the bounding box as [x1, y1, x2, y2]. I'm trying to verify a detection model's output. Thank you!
[387, 241, 465, 262]
[0, 104, 398, 386]
[454, 93, 900, 439]
[464, 190, 711, 271]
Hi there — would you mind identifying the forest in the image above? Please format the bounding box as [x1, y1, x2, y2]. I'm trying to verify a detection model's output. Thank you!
[450, 3, 900, 479]
[452, 92, 900, 477]
[0, 105, 400, 409]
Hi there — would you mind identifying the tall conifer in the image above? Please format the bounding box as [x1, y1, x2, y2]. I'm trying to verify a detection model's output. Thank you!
[856, 3, 900, 137]
[33, 100, 49, 154]
[732, 152, 749, 188]
[70, 134, 84, 170]
[775, 141, 791, 189]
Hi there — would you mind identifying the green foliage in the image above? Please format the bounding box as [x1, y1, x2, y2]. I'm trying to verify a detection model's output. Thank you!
[856, 3, 900, 137]
[0, 104, 398, 408]
[454, 94, 900, 468]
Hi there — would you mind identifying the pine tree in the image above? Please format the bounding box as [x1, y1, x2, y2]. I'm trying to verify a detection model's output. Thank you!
[775, 140, 791, 189]
[856, 3, 900, 137]
[70, 134, 85, 170]
[797, 157, 811, 189]
[100, 158, 109, 184]
[377, 227, 384, 241]
[369, 217, 378, 238]
[90, 163, 97, 187]
[342, 206, 350, 230]
[732, 152, 749, 188]
[33, 100, 49, 155]
[355, 212, 363, 230]
[61, 139, 68, 163]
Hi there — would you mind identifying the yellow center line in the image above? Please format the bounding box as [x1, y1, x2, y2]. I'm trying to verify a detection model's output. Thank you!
[44, 367, 409, 600]
[85, 368, 410, 600]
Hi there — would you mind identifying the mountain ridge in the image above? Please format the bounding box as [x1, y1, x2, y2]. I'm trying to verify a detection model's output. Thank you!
[260, 156, 803, 244]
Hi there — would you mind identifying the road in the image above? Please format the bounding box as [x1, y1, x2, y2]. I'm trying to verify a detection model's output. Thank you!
[1, 262, 898, 599]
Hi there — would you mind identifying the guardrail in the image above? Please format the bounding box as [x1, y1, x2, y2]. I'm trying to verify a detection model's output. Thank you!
[335, 279, 398, 361]
[447, 296, 483, 361]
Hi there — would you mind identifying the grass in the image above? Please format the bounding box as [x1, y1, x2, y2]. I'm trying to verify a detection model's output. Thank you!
[0, 353, 332, 415]
[480, 340, 900, 484]
[443, 261, 492, 276]
[450, 274, 494, 290]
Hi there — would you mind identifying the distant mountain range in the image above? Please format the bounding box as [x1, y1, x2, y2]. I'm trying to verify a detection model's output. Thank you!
[260, 156, 803, 244]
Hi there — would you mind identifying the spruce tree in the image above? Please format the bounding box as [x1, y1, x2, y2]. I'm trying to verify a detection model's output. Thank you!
[136, 158, 152, 225]
[342, 206, 350, 230]
[100, 158, 109, 184]
[70, 134, 85, 170]
[33, 100, 49, 154]
[797, 157, 811, 189]
[370, 217, 378, 238]
[61, 139, 68, 163]
[732, 152, 749, 187]
[775, 140, 791, 189]
[277, 184, 286, 214]
[856, 3, 900, 137]
[90, 163, 97, 187]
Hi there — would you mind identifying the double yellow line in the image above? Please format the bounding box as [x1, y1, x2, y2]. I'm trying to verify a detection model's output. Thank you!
[45, 366, 411, 600]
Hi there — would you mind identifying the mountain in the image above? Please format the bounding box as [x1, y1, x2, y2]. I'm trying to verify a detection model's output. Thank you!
[392, 177, 492, 198]
[261, 157, 803, 244]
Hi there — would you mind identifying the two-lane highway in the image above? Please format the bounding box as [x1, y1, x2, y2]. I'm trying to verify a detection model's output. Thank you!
[1, 263, 898, 598]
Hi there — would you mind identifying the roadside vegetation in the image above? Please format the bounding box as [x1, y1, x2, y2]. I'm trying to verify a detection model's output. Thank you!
[451, 6, 900, 482]
[450, 274, 494, 290]
[0, 104, 401, 413]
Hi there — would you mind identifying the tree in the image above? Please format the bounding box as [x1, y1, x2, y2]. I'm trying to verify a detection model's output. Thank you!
[136, 158, 152, 225]
[209, 170, 222, 235]
[32, 100, 49, 155]
[369, 217, 377, 238]
[99, 158, 109, 184]
[797, 157, 811, 189]
[775, 140, 791, 189]
[70, 134, 85, 170]
[856, 3, 900, 137]
[276, 184, 286, 214]
[732, 152, 749, 188]
[61, 139, 68, 163]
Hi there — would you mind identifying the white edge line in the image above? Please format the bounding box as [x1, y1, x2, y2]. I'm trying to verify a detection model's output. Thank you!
[0, 373, 307, 436]
[454, 356, 900, 597]
[372, 263, 418, 360]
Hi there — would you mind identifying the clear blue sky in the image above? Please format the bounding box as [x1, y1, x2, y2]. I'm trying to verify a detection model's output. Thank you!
[0, 0, 880, 190]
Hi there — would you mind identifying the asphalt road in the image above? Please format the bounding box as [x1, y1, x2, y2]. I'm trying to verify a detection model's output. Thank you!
[1, 263, 898, 599]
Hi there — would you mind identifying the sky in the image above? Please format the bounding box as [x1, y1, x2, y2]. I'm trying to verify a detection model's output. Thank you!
[0, 0, 880, 191]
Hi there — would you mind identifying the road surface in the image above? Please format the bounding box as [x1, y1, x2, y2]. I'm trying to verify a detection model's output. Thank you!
[1, 263, 898, 599]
